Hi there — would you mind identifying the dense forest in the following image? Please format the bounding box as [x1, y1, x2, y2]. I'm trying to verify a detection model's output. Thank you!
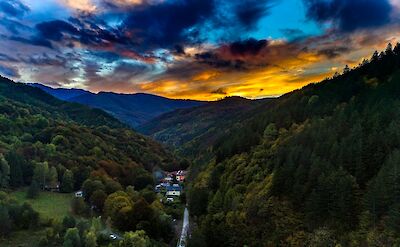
[144, 43, 400, 246]
[0, 77, 183, 246]
[138, 96, 268, 171]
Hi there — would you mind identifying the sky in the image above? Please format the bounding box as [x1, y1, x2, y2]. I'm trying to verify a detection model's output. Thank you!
[0, 0, 400, 100]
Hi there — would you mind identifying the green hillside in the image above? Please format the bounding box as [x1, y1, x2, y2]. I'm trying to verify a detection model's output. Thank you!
[146, 44, 400, 246]
[0, 77, 180, 246]
[138, 96, 268, 170]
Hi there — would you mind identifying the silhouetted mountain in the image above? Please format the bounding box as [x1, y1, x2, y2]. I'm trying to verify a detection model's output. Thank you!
[29, 83, 205, 127]
[29, 83, 90, 100]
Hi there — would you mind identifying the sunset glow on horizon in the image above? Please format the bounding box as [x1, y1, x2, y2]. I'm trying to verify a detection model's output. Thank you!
[1, 0, 400, 100]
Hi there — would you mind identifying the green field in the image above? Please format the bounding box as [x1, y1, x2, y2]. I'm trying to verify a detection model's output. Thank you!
[11, 189, 73, 220]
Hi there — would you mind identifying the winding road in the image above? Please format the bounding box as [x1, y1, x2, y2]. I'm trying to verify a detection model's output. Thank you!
[177, 207, 189, 247]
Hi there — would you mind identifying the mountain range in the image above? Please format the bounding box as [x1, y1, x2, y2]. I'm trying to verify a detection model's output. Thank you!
[29, 83, 205, 127]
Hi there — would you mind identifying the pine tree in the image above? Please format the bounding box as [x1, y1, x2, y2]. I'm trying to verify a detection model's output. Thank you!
[394, 43, 400, 56]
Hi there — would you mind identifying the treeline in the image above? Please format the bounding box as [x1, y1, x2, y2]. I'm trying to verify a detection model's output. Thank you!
[213, 43, 400, 163]
[188, 43, 400, 246]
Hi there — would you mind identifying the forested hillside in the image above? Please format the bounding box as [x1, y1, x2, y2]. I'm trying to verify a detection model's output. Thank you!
[0, 76, 180, 245]
[138, 97, 267, 168]
[166, 44, 400, 246]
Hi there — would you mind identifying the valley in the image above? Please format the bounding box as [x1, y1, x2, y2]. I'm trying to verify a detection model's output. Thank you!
[141, 44, 400, 246]
[1, 0, 400, 246]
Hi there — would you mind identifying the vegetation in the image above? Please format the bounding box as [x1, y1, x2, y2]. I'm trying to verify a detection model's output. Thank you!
[12, 189, 72, 220]
[0, 77, 181, 245]
[138, 96, 266, 174]
[146, 44, 400, 246]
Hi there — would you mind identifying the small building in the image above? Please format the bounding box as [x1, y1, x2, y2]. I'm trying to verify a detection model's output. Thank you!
[160, 182, 170, 187]
[166, 190, 181, 196]
[154, 185, 162, 193]
[176, 170, 187, 182]
[44, 182, 60, 192]
[166, 185, 182, 197]
[75, 191, 83, 197]
[161, 177, 173, 183]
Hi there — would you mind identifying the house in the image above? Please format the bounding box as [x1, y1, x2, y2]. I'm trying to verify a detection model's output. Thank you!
[154, 185, 162, 193]
[75, 191, 84, 197]
[176, 170, 187, 182]
[44, 182, 60, 192]
[161, 176, 173, 183]
[160, 182, 170, 187]
[166, 185, 182, 197]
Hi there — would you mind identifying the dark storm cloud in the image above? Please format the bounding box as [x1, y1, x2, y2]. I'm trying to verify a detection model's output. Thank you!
[30, 0, 274, 54]
[304, 0, 393, 32]
[0, 0, 29, 17]
[229, 39, 268, 56]
[234, 0, 272, 30]
[194, 39, 269, 70]
[195, 51, 249, 70]
[36, 20, 79, 42]
[211, 87, 227, 95]
[121, 0, 216, 49]
[317, 46, 350, 59]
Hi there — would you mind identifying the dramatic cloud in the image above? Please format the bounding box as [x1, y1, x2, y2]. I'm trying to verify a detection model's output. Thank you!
[0, 0, 399, 100]
[304, 0, 393, 32]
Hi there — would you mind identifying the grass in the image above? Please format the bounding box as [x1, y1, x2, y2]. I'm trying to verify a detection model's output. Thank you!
[11, 188, 73, 221]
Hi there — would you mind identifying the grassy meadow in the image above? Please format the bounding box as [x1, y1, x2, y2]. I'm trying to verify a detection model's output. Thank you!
[11, 188, 73, 221]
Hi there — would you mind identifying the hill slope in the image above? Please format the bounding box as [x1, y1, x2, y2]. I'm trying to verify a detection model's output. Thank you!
[0, 76, 183, 245]
[138, 96, 268, 165]
[30, 83, 205, 127]
[153, 45, 400, 246]
[0, 76, 178, 187]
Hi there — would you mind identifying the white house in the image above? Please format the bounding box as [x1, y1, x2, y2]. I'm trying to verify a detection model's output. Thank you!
[75, 191, 83, 197]
[166, 185, 182, 197]
[166, 190, 181, 196]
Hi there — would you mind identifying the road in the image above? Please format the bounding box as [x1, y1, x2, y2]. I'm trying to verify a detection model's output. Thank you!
[177, 207, 189, 247]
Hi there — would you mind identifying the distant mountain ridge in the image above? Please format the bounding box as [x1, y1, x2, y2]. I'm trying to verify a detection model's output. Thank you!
[138, 96, 269, 163]
[29, 83, 205, 127]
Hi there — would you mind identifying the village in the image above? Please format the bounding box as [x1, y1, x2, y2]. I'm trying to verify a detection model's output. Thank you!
[154, 170, 187, 204]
